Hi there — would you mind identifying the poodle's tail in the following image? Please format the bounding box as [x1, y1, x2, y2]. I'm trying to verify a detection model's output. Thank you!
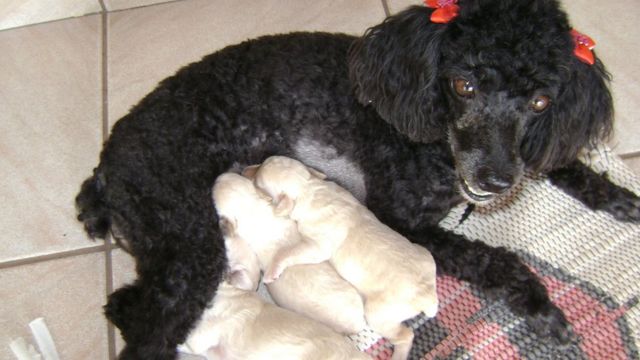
[76, 170, 111, 239]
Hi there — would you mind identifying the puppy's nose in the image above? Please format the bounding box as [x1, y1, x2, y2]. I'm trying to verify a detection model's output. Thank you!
[477, 167, 513, 194]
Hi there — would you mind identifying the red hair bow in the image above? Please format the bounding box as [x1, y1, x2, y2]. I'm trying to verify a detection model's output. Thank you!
[571, 29, 596, 65]
[424, 0, 459, 24]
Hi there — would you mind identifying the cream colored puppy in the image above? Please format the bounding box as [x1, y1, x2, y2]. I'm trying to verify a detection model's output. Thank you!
[254, 156, 439, 360]
[212, 172, 367, 335]
[184, 274, 370, 360]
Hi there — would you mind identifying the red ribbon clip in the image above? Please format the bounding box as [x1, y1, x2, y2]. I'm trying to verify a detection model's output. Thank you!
[424, 0, 459, 24]
[571, 29, 596, 65]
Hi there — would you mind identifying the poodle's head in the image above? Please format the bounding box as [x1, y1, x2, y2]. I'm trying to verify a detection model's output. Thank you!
[349, 0, 613, 202]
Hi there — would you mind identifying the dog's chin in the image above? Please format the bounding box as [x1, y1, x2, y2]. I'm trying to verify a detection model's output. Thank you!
[458, 177, 496, 204]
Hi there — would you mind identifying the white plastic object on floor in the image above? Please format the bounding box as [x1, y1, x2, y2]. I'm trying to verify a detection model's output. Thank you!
[28, 318, 60, 360]
[9, 337, 42, 360]
[9, 318, 60, 360]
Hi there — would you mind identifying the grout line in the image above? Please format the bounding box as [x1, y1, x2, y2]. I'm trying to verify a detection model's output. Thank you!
[106, 241, 116, 360]
[0, 0, 187, 33]
[0, 12, 103, 33]
[620, 151, 640, 160]
[99, 0, 189, 15]
[0, 245, 108, 269]
[101, 8, 110, 140]
[381, 0, 391, 17]
[99, 8, 117, 360]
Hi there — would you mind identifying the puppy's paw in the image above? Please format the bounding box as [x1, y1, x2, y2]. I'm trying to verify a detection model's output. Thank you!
[525, 303, 574, 345]
[262, 265, 283, 284]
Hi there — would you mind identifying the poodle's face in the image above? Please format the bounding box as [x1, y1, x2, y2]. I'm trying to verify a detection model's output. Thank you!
[442, 64, 559, 202]
[349, 1, 613, 203]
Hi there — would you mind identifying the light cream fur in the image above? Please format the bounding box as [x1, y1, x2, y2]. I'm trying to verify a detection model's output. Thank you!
[254, 156, 439, 360]
[212, 172, 367, 334]
[184, 280, 370, 360]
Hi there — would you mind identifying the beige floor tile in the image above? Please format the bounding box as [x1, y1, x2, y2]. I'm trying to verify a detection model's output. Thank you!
[111, 248, 136, 290]
[623, 156, 640, 176]
[104, 0, 178, 11]
[561, 0, 640, 155]
[387, 0, 420, 14]
[0, 253, 108, 359]
[108, 0, 386, 125]
[0, 0, 102, 31]
[0, 16, 103, 262]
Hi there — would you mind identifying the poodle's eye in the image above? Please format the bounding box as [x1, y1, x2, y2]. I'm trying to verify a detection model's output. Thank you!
[453, 78, 475, 98]
[530, 95, 551, 113]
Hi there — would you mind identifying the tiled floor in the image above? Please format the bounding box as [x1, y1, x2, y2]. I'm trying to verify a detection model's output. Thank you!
[0, 0, 638, 359]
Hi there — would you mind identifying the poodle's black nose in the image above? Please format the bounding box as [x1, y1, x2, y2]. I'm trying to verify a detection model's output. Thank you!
[477, 167, 513, 194]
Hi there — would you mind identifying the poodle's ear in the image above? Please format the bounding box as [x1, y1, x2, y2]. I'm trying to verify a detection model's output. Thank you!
[273, 194, 295, 217]
[348, 6, 449, 142]
[242, 164, 260, 180]
[521, 56, 613, 172]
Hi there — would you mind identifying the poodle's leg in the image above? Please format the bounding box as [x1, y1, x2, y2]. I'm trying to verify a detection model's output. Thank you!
[548, 160, 640, 222]
[403, 226, 573, 344]
[106, 221, 226, 359]
[107, 254, 223, 359]
[263, 240, 330, 283]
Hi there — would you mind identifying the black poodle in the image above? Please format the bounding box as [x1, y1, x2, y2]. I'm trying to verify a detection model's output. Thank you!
[76, 0, 640, 358]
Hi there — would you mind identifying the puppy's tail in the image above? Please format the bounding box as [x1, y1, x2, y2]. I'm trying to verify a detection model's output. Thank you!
[76, 170, 111, 239]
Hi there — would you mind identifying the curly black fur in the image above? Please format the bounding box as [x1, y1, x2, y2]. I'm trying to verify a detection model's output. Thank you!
[549, 160, 640, 222]
[76, 1, 639, 358]
[350, 2, 613, 200]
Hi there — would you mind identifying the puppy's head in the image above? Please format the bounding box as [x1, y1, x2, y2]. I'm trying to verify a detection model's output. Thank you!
[212, 172, 262, 218]
[349, 0, 612, 203]
[212, 176, 263, 291]
[253, 156, 325, 203]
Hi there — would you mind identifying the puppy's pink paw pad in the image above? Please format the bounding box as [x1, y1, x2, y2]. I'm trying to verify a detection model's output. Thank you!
[262, 267, 282, 283]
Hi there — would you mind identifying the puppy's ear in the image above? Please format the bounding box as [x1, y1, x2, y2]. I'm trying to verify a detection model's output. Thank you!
[521, 57, 613, 172]
[242, 165, 260, 180]
[226, 269, 257, 291]
[218, 216, 236, 237]
[308, 167, 326, 180]
[348, 6, 449, 142]
[273, 194, 295, 217]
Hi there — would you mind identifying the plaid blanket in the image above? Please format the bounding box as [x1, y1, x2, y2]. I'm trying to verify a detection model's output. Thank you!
[351, 146, 640, 359]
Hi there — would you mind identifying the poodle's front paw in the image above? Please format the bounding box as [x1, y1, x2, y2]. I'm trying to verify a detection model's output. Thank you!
[526, 303, 574, 345]
[509, 279, 574, 344]
[604, 192, 640, 223]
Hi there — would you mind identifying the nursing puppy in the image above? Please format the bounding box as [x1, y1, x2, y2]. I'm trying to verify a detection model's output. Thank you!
[255, 156, 438, 360]
[183, 209, 369, 360]
[183, 275, 369, 360]
[212, 172, 367, 334]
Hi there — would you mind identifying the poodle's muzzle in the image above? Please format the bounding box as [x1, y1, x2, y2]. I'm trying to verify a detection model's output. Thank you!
[449, 92, 527, 203]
